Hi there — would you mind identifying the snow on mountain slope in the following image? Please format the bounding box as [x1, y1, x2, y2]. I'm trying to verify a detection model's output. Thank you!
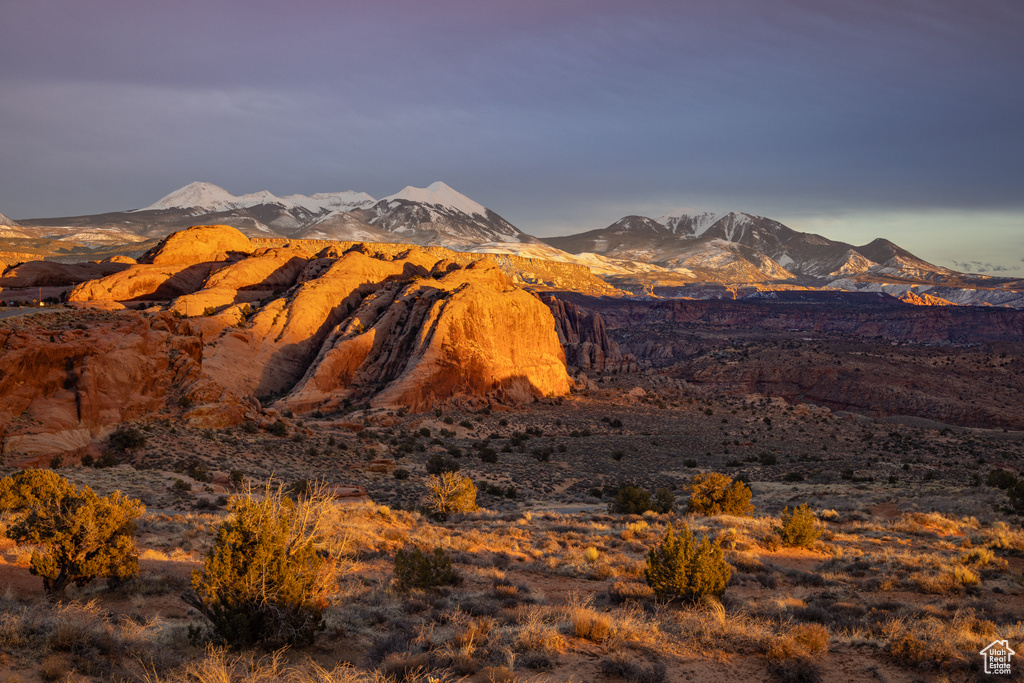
[281, 191, 376, 213]
[140, 182, 376, 214]
[0, 211, 19, 226]
[382, 181, 487, 217]
[369, 182, 529, 246]
[657, 210, 729, 237]
[140, 182, 244, 212]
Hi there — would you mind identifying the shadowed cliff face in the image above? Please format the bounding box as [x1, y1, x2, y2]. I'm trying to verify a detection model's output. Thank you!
[543, 295, 636, 373]
[0, 227, 573, 461]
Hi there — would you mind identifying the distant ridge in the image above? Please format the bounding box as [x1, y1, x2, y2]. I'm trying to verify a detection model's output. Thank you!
[8, 185, 1024, 307]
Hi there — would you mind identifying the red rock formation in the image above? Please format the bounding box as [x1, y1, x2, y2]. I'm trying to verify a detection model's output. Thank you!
[0, 260, 133, 288]
[201, 249, 426, 396]
[138, 224, 253, 265]
[284, 260, 572, 412]
[1, 229, 577, 459]
[67, 263, 219, 303]
[0, 314, 192, 459]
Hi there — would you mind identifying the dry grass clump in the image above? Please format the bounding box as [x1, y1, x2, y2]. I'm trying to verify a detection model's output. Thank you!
[891, 512, 978, 536]
[973, 520, 1024, 553]
[512, 606, 567, 655]
[145, 648, 404, 683]
[910, 563, 980, 594]
[560, 595, 660, 648]
[571, 608, 612, 642]
[882, 609, 1022, 673]
[608, 581, 655, 603]
[0, 597, 180, 678]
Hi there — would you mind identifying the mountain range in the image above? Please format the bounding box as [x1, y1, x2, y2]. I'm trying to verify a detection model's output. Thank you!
[4, 181, 1023, 307]
[15, 181, 531, 247]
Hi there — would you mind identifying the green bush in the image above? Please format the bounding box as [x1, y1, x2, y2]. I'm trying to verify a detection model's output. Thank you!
[393, 547, 459, 591]
[426, 453, 460, 475]
[185, 482, 335, 648]
[609, 485, 651, 515]
[425, 472, 478, 520]
[0, 470, 144, 598]
[108, 426, 147, 452]
[652, 487, 675, 514]
[644, 523, 731, 602]
[687, 472, 754, 516]
[778, 504, 820, 548]
[987, 469, 1019, 490]
[1008, 481, 1024, 514]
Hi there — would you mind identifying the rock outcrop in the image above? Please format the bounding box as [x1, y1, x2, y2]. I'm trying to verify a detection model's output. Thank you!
[0, 312, 255, 463]
[138, 224, 253, 265]
[1, 229, 575, 461]
[544, 295, 636, 372]
[0, 260, 133, 288]
[286, 261, 572, 412]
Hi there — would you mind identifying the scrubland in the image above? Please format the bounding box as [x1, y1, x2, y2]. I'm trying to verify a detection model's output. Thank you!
[2, 383, 1024, 682]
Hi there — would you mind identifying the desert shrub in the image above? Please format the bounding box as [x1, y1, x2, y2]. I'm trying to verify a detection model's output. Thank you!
[987, 469, 1018, 490]
[268, 421, 288, 437]
[609, 485, 651, 515]
[779, 504, 820, 548]
[425, 453, 460, 475]
[644, 523, 731, 602]
[0, 470, 144, 597]
[393, 546, 459, 591]
[393, 468, 411, 480]
[1007, 480, 1024, 514]
[185, 459, 212, 483]
[425, 472, 478, 520]
[652, 487, 675, 514]
[687, 472, 753, 516]
[108, 426, 147, 452]
[184, 481, 336, 648]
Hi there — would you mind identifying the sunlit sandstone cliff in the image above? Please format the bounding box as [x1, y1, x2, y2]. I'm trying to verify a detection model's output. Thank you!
[0, 226, 573, 462]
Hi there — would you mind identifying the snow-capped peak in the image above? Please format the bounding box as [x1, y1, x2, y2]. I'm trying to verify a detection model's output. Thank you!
[656, 210, 745, 238]
[281, 191, 376, 212]
[138, 182, 376, 214]
[382, 181, 488, 217]
[141, 181, 242, 212]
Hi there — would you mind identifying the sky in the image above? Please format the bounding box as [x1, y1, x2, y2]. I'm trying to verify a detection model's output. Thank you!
[1, 0, 1022, 274]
